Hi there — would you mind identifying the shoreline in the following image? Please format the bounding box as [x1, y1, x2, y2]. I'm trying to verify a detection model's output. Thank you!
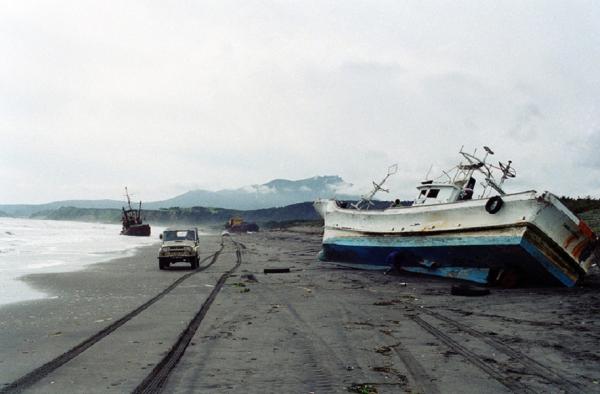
[0, 217, 165, 309]
[1, 243, 164, 310]
[11, 243, 161, 309]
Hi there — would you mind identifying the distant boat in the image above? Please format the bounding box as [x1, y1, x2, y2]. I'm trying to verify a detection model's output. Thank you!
[121, 187, 151, 237]
[314, 146, 599, 287]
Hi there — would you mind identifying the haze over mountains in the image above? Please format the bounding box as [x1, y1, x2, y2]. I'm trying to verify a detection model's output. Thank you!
[0, 176, 359, 217]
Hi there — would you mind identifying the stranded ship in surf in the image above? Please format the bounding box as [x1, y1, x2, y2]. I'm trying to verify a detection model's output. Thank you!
[314, 147, 599, 287]
[121, 187, 151, 237]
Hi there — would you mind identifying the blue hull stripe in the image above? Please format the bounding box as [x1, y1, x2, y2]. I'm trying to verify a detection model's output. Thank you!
[326, 235, 522, 248]
[520, 238, 576, 287]
[401, 266, 490, 284]
[321, 234, 578, 287]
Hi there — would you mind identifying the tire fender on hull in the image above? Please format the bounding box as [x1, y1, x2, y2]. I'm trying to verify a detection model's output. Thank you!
[485, 196, 504, 214]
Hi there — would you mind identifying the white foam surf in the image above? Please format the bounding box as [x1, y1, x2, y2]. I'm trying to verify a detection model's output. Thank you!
[0, 218, 164, 307]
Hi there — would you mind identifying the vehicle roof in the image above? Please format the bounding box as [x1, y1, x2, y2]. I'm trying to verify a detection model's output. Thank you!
[164, 227, 198, 232]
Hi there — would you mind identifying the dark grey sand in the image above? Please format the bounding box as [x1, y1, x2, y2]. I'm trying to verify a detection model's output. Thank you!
[1, 230, 600, 393]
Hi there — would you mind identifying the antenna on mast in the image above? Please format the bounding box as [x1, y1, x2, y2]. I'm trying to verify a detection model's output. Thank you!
[352, 164, 398, 210]
[124, 187, 133, 210]
[424, 164, 433, 181]
[458, 146, 516, 197]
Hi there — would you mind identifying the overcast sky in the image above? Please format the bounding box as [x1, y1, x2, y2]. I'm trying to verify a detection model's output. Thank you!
[1, 1, 599, 204]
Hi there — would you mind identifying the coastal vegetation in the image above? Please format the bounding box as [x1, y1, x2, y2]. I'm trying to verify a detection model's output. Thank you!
[559, 196, 600, 214]
[30, 202, 322, 227]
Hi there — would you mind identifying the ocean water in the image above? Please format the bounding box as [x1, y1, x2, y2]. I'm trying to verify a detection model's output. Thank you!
[0, 218, 163, 307]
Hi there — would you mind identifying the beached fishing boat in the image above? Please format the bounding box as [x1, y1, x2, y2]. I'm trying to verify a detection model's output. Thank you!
[121, 187, 151, 237]
[314, 147, 599, 287]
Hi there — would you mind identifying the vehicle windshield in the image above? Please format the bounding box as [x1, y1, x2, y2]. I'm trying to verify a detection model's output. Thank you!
[163, 230, 196, 241]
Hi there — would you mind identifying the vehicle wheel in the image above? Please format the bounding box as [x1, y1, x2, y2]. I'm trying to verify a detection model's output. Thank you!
[451, 284, 491, 296]
[159, 259, 168, 270]
[485, 196, 504, 214]
[191, 257, 199, 269]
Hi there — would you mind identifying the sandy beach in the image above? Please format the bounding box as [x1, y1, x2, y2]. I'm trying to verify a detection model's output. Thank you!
[1, 229, 599, 393]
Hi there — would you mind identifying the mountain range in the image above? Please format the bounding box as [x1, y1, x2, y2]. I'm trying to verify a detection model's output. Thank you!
[0, 176, 359, 217]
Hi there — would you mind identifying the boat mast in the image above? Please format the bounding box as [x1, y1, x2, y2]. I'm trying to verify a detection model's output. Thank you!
[458, 146, 516, 197]
[124, 187, 133, 210]
[352, 164, 398, 210]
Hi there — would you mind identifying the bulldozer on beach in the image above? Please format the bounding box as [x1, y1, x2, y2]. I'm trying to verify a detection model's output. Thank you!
[225, 217, 259, 233]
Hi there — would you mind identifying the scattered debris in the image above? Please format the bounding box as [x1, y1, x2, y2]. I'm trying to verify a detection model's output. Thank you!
[348, 321, 389, 328]
[371, 366, 409, 385]
[241, 273, 258, 282]
[442, 349, 460, 359]
[451, 284, 491, 297]
[348, 383, 378, 394]
[373, 300, 396, 306]
[372, 366, 392, 373]
[264, 268, 291, 274]
[373, 297, 413, 306]
[375, 345, 393, 355]
[375, 342, 402, 355]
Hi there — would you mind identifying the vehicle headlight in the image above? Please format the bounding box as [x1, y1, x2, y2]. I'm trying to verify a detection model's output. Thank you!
[185, 246, 193, 253]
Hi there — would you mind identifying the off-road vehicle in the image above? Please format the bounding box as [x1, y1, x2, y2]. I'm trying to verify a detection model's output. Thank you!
[158, 228, 200, 269]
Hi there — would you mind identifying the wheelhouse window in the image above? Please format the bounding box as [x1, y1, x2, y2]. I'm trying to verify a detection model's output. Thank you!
[427, 189, 440, 198]
[163, 230, 196, 241]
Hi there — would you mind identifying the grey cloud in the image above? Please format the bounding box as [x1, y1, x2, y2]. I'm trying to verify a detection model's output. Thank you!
[576, 129, 600, 168]
[508, 103, 543, 141]
[1, 1, 600, 203]
[339, 61, 405, 79]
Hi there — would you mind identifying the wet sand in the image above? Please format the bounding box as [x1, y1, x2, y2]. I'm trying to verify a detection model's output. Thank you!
[1, 230, 599, 393]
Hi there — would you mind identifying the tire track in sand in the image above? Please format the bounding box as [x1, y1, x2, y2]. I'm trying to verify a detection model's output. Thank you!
[133, 238, 244, 393]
